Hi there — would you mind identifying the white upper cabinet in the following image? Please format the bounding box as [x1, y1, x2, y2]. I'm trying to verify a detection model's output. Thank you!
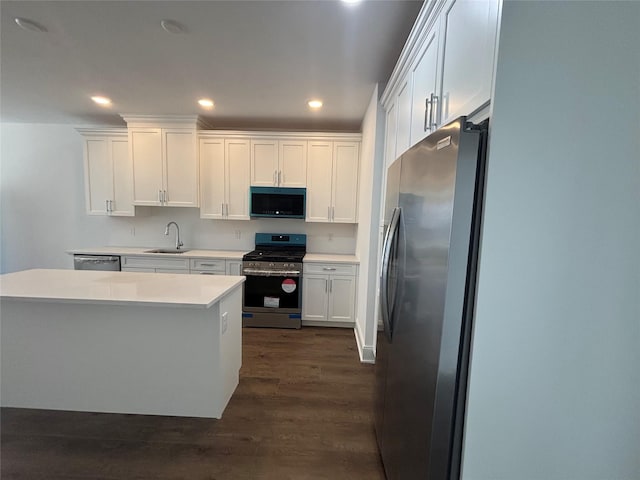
[381, 0, 499, 155]
[250, 138, 307, 187]
[80, 130, 133, 216]
[306, 141, 334, 222]
[123, 116, 199, 208]
[163, 129, 198, 207]
[396, 79, 412, 157]
[200, 136, 250, 220]
[306, 140, 359, 223]
[332, 142, 360, 223]
[250, 139, 279, 186]
[278, 140, 307, 187]
[438, 0, 499, 126]
[384, 102, 398, 168]
[410, 23, 441, 144]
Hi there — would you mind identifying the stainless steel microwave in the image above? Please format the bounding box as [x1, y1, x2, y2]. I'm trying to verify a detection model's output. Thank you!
[249, 187, 306, 219]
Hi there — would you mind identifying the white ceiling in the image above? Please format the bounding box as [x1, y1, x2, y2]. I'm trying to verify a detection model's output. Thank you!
[1, 0, 423, 131]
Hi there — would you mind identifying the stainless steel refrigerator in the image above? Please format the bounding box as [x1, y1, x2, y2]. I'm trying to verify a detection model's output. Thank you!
[376, 117, 488, 480]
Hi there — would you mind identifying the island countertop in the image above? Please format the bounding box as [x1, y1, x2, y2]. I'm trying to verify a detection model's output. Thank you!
[0, 269, 245, 309]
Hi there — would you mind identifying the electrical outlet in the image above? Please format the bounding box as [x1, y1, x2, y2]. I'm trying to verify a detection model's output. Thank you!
[221, 312, 228, 334]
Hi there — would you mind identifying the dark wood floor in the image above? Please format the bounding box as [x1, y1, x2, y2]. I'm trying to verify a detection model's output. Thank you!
[1, 327, 385, 480]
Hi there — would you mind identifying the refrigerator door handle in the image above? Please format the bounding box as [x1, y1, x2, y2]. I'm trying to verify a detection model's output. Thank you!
[380, 206, 401, 341]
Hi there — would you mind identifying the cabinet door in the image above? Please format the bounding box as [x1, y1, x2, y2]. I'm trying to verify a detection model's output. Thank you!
[163, 129, 198, 207]
[155, 269, 190, 274]
[410, 24, 441, 145]
[84, 137, 112, 215]
[384, 102, 398, 168]
[131, 128, 163, 205]
[199, 138, 225, 219]
[225, 139, 250, 221]
[332, 142, 359, 223]
[328, 275, 356, 323]
[225, 260, 242, 276]
[250, 139, 278, 186]
[396, 78, 412, 157]
[279, 140, 307, 187]
[110, 137, 134, 216]
[439, 0, 499, 125]
[302, 275, 329, 321]
[306, 141, 333, 222]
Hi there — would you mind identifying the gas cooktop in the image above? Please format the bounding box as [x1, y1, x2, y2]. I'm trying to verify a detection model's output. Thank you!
[243, 233, 307, 264]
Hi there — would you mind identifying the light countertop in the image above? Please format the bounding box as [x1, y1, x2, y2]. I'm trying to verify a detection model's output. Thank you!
[67, 247, 358, 264]
[67, 247, 247, 260]
[0, 269, 245, 309]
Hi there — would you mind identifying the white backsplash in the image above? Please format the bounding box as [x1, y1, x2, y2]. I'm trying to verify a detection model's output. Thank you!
[106, 207, 356, 254]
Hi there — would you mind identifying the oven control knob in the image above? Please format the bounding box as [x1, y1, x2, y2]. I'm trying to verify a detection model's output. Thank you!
[269, 263, 275, 267]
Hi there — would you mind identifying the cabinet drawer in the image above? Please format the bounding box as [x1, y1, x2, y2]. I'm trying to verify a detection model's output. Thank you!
[122, 256, 190, 270]
[190, 258, 226, 272]
[303, 263, 357, 276]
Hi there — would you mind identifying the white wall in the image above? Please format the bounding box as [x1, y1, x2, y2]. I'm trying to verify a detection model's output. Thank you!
[354, 85, 385, 362]
[0, 123, 356, 274]
[462, 2, 640, 479]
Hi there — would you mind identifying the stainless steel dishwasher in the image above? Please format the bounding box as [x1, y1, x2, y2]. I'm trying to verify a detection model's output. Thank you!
[73, 255, 121, 271]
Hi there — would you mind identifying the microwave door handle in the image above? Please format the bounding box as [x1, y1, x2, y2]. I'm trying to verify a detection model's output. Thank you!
[380, 207, 401, 341]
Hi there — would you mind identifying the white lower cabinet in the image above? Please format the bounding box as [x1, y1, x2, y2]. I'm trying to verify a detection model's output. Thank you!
[122, 256, 243, 275]
[189, 258, 226, 275]
[121, 256, 190, 274]
[302, 263, 357, 326]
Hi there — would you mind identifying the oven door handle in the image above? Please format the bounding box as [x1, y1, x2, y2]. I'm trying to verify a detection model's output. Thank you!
[242, 269, 301, 277]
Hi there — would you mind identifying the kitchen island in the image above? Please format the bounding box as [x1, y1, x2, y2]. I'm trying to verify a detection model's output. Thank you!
[0, 269, 245, 419]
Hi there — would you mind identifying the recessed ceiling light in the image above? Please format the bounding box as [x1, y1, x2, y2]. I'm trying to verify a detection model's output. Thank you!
[160, 19, 187, 34]
[14, 17, 47, 33]
[198, 98, 215, 109]
[308, 100, 323, 109]
[91, 96, 112, 106]
[341, 0, 362, 5]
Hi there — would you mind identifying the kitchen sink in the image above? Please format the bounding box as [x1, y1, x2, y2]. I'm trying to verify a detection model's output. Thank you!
[144, 248, 191, 254]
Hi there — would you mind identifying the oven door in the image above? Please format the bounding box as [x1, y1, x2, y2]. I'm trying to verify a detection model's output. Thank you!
[243, 272, 302, 313]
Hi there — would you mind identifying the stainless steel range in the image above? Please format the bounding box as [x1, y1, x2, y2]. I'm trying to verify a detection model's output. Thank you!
[242, 233, 306, 329]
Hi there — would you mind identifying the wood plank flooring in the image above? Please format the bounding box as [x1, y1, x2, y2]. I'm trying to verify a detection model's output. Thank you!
[1, 327, 385, 480]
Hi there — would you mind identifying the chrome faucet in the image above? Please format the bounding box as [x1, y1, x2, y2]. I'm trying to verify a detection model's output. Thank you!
[164, 221, 184, 250]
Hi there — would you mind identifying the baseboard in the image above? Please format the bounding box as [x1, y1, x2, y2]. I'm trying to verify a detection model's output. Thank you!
[354, 320, 376, 364]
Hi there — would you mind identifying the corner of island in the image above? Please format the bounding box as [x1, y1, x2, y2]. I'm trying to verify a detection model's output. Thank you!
[0, 268, 245, 419]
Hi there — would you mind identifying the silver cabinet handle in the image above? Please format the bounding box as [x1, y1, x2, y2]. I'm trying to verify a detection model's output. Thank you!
[158, 190, 162, 203]
[199, 263, 220, 267]
[273, 170, 277, 186]
[329, 279, 333, 293]
[325, 279, 328, 293]
[430, 93, 439, 130]
[225, 203, 229, 217]
[332, 206, 335, 221]
[278, 170, 282, 185]
[109, 200, 113, 212]
[328, 206, 331, 220]
[199, 272, 217, 275]
[105, 200, 109, 212]
[164, 190, 168, 203]
[323, 267, 336, 271]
